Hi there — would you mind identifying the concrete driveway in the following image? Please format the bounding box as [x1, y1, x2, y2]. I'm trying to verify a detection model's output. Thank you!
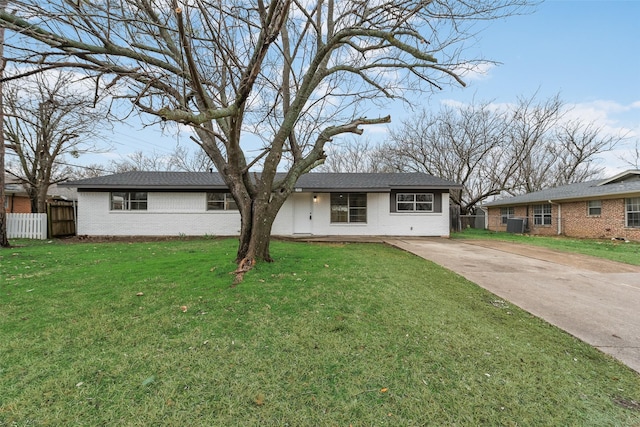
[386, 238, 640, 374]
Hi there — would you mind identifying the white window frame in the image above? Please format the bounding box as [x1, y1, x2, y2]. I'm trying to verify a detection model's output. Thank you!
[626, 197, 640, 228]
[111, 192, 147, 211]
[587, 200, 602, 216]
[533, 204, 552, 226]
[396, 193, 434, 212]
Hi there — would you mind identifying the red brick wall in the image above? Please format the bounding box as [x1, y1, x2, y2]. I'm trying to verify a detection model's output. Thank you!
[487, 198, 640, 241]
[487, 205, 558, 236]
[561, 199, 640, 240]
[6, 195, 32, 213]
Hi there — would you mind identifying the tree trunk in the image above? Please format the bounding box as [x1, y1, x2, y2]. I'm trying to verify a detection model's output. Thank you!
[236, 197, 280, 263]
[232, 191, 288, 283]
[36, 184, 48, 214]
[0, 0, 8, 248]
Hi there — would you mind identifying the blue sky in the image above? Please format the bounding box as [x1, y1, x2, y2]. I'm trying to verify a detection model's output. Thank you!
[89, 0, 640, 175]
[417, 0, 640, 174]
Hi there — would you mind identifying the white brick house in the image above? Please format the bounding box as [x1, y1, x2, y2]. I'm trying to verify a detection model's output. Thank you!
[59, 171, 461, 237]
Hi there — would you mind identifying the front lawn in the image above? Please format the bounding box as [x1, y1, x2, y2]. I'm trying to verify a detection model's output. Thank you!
[453, 228, 640, 266]
[1, 238, 639, 426]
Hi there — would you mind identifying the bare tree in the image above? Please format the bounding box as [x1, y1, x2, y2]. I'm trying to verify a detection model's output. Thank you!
[506, 94, 565, 193]
[506, 94, 619, 193]
[0, 0, 9, 247]
[3, 71, 108, 213]
[0, 0, 529, 273]
[168, 145, 215, 172]
[316, 138, 392, 173]
[386, 102, 512, 213]
[109, 150, 178, 173]
[108, 145, 214, 172]
[384, 94, 621, 213]
[619, 139, 640, 169]
[550, 120, 618, 185]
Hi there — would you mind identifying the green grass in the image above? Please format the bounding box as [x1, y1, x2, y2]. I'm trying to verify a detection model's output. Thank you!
[1, 238, 639, 426]
[453, 228, 640, 266]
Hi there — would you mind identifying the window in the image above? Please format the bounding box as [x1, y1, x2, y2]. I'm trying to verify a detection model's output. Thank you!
[626, 197, 640, 227]
[330, 193, 366, 223]
[396, 193, 433, 212]
[111, 192, 147, 210]
[587, 200, 602, 216]
[500, 207, 515, 224]
[207, 193, 238, 210]
[533, 204, 552, 226]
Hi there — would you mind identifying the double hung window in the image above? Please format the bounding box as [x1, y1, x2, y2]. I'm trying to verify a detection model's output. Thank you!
[533, 204, 552, 226]
[587, 200, 602, 216]
[626, 197, 640, 227]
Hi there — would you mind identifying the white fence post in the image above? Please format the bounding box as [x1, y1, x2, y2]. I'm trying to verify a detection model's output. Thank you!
[7, 213, 48, 240]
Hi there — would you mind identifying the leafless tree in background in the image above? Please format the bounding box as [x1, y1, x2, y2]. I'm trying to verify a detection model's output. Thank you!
[619, 139, 640, 169]
[0, 0, 529, 273]
[3, 71, 108, 213]
[107, 146, 215, 173]
[383, 94, 621, 213]
[0, 0, 8, 247]
[315, 138, 392, 173]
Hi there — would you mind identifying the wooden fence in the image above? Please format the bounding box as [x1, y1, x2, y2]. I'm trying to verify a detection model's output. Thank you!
[7, 213, 48, 240]
[6, 202, 76, 240]
[47, 201, 76, 237]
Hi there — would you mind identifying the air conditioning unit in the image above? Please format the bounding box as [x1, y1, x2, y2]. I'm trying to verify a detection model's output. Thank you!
[506, 217, 526, 234]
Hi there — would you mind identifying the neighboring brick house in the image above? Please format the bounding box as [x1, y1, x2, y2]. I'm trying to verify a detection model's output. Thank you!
[3, 174, 78, 213]
[483, 170, 640, 241]
[4, 175, 32, 213]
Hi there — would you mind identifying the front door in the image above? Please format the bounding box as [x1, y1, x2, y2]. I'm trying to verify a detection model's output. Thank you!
[292, 193, 313, 234]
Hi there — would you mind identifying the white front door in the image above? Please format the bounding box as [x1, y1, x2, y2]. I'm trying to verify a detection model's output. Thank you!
[292, 193, 313, 234]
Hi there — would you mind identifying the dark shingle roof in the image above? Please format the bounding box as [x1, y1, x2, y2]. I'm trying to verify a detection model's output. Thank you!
[59, 171, 461, 191]
[484, 171, 640, 207]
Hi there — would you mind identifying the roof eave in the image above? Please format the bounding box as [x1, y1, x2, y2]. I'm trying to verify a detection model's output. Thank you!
[485, 190, 640, 207]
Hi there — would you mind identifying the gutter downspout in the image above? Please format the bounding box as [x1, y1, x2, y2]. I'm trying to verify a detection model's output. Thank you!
[478, 206, 489, 230]
[548, 200, 561, 235]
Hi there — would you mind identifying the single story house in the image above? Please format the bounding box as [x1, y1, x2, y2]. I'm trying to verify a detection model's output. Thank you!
[58, 171, 462, 237]
[483, 170, 640, 241]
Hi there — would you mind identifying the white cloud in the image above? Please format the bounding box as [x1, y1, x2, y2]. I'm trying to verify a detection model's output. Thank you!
[454, 62, 496, 83]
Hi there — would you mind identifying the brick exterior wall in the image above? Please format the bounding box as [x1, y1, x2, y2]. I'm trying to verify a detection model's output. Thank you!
[487, 198, 640, 241]
[6, 195, 32, 213]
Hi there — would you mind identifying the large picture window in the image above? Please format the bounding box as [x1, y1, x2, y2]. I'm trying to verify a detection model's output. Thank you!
[626, 197, 640, 227]
[207, 193, 238, 211]
[111, 192, 147, 211]
[396, 193, 433, 212]
[330, 193, 366, 223]
[533, 204, 552, 226]
[500, 207, 515, 224]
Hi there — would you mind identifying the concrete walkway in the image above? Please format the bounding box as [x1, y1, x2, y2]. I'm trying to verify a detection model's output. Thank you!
[385, 238, 640, 374]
